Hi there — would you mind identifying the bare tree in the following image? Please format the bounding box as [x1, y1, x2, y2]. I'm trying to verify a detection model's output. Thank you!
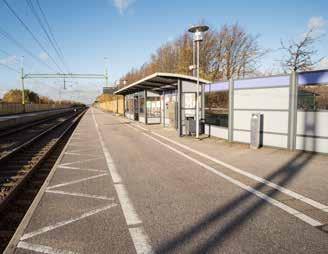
[281, 28, 323, 71]
[208, 24, 265, 81]
[119, 23, 265, 86]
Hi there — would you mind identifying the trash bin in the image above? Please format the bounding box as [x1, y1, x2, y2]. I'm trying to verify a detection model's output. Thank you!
[185, 118, 204, 136]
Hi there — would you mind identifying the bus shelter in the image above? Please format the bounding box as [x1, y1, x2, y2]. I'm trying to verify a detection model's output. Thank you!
[114, 72, 210, 136]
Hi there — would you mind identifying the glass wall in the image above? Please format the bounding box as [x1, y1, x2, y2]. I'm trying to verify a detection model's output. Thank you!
[138, 92, 145, 114]
[125, 94, 134, 114]
[205, 90, 229, 127]
[147, 97, 161, 118]
[298, 84, 328, 111]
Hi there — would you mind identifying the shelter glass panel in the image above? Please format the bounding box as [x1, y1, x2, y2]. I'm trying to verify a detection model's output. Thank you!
[205, 89, 229, 127]
[139, 92, 145, 114]
[147, 97, 161, 118]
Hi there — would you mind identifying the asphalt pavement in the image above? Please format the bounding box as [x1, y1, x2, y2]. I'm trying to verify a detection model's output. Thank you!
[8, 108, 328, 254]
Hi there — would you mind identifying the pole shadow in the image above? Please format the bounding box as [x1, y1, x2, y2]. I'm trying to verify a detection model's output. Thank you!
[154, 72, 325, 253]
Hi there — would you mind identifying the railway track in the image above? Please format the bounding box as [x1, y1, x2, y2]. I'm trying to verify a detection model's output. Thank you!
[0, 108, 86, 252]
[0, 109, 79, 161]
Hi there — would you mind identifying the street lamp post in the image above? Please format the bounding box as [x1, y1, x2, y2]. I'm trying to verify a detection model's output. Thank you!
[188, 25, 209, 139]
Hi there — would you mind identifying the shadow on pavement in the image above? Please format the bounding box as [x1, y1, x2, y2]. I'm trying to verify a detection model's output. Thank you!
[155, 73, 323, 253]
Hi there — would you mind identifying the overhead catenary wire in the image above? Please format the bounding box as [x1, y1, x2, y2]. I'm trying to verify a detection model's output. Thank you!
[25, 0, 70, 73]
[35, 0, 70, 73]
[0, 27, 56, 72]
[2, 0, 64, 73]
[0, 62, 20, 73]
[0, 48, 13, 57]
[0, 47, 19, 65]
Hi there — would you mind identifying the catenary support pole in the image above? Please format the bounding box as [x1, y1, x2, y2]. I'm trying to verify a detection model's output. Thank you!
[21, 56, 25, 112]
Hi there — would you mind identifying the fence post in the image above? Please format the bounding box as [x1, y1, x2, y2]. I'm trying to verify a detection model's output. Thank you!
[288, 71, 298, 151]
[228, 78, 234, 142]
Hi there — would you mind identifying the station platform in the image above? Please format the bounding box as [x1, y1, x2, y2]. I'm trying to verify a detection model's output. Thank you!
[6, 108, 328, 254]
[6, 109, 140, 254]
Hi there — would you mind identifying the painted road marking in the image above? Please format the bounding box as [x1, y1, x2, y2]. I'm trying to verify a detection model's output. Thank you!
[17, 241, 77, 254]
[124, 123, 322, 227]
[59, 157, 103, 166]
[115, 184, 142, 226]
[69, 148, 100, 153]
[129, 227, 154, 254]
[47, 173, 108, 190]
[131, 122, 328, 211]
[92, 108, 153, 254]
[58, 165, 106, 172]
[21, 204, 117, 241]
[46, 189, 115, 201]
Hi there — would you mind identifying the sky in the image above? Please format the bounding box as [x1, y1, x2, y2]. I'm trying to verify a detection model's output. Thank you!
[0, 0, 327, 104]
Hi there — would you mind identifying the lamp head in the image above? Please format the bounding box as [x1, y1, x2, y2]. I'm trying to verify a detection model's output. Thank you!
[188, 25, 209, 42]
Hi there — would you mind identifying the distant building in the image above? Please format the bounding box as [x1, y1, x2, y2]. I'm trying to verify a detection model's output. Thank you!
[103, 86, 117, 95]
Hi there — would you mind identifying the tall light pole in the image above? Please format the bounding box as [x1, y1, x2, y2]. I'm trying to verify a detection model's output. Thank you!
[188, 25, 209, 139]
[104, 57, 109, 87]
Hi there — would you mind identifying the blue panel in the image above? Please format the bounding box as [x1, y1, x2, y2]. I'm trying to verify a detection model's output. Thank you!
[298, 70, 328, 85]
[205, 82, 229, 92]
[234, 75, 289, 89]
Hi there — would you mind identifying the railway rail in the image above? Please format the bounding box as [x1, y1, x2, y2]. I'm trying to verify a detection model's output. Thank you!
[0, 109, 79, 161]
[0, 108, 86, 252]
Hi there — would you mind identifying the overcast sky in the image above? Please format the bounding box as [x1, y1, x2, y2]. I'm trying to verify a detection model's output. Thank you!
[0, 0, 327, 103]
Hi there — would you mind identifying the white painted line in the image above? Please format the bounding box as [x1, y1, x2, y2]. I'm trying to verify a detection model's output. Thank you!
[65, 153, 101, 159]
[114, 184, 142, 226]
[21, 204, 117, 241]
[46, 189, 115, 201]
[69, 148, 101, 153]
[92, 108, 153, 254]
[17, 241, 77, 254]
[68, 144, 99, 148]
[58, 165, 106, 172]
[47, 173, 108, 190]
[92, 110, 122, 184]
[59, 157, 103, 166]
[129, 227, 154, 254]
[131, 122, 328, 211]
[140, 130, 322, 227]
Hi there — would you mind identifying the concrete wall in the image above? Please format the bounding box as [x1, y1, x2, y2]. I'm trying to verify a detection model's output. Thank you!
[0, 103, 71, 116]
[96, 95, 124, 115]
[205, 70, 328, 153]
[205, 125, 228, 139]
[233, 84, 290, 148]
[206, 75, 290, 148]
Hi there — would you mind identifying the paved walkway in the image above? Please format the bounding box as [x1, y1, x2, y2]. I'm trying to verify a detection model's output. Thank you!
[8, 108, 328, 253]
